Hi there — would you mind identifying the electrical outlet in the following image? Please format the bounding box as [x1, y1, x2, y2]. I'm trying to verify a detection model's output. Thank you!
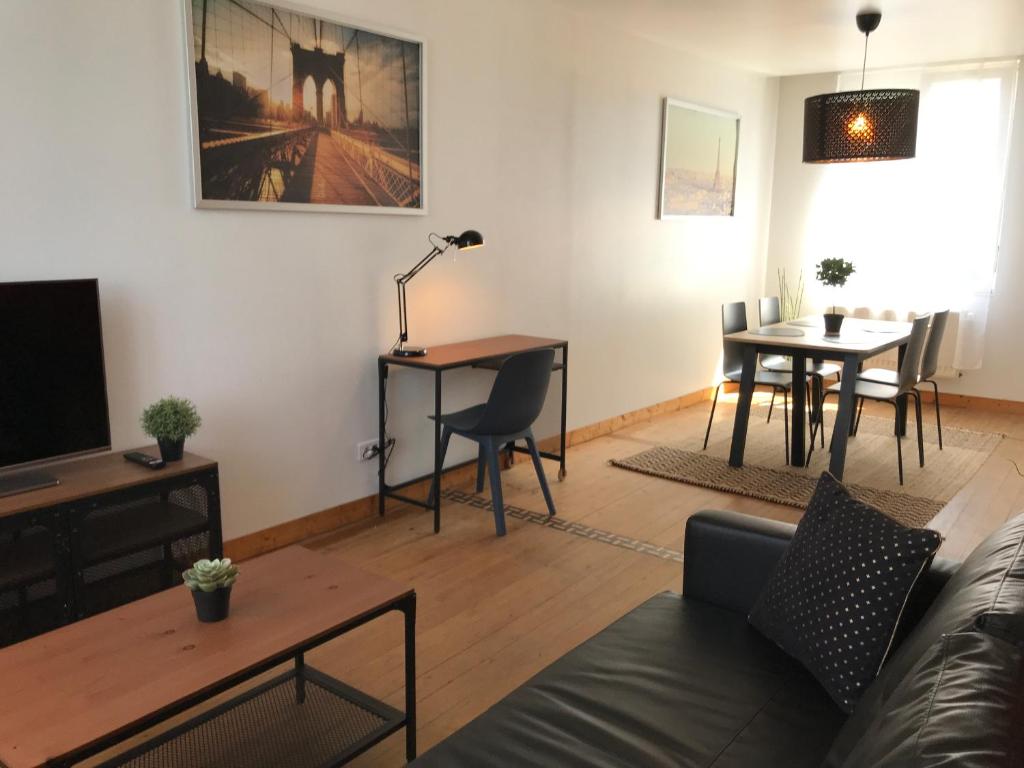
[356, 438, 394, 462]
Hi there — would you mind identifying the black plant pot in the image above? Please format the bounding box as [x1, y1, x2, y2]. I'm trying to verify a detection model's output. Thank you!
[823, 313, 845, 337]
[157, 437, 185, 462]
[191, 586, 232, 623]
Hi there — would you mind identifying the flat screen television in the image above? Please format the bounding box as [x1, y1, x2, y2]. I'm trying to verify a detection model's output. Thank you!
[0, 279, 111, 495]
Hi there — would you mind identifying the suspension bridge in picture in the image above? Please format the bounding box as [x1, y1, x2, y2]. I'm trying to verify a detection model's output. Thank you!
[192, 0, 421, 208]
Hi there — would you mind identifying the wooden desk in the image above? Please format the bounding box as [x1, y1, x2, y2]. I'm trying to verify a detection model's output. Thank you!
[0, 546, 416, 767]
[724, 316, 913, 478]
[378, 335, 569, 533]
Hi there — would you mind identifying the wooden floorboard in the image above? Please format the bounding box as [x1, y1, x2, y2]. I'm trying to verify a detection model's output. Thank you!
[86, 393, 1024, 766]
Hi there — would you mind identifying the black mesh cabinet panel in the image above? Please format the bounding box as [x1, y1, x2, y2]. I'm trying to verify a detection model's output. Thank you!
[70, 469, 222, 621]
[0, 510, 68, 646]
[0, 466, 222, 645]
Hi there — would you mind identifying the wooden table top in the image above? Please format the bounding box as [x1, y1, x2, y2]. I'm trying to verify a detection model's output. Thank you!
[380, 334, 567, 370]
[0, 546, 412, 768]
[725, 316, 912, 357]
[0, 448, 217, 520]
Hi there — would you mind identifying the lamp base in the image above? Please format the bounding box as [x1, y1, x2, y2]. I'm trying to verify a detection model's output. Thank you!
[392, 345, 427, 357]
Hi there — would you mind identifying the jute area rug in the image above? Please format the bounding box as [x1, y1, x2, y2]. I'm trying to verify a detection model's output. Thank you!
[611, 407, 1003, 529]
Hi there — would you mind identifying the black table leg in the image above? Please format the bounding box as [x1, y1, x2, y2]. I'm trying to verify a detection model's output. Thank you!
[433, 370, 442, 534]
[403, 594, 417, 762]
[558, 344, 568, 480]
[791, 355, 806, 466]
[729, 345, 758, 468]
[378, 359, 387, 517]
[896, 343, 908, 436]
[829, 354, 861, 480]
[295, 652, 306, 704]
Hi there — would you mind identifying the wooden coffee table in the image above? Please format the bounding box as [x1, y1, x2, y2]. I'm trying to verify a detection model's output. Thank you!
[0, 546, 416, 767]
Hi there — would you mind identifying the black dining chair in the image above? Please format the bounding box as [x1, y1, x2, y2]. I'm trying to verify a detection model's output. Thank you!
[859, 309, 949, 450]
[704, 301, 794, 463]
[758, 296, 841, 441]
[428, 349, 556, 537]
[808, 314, 931, 485]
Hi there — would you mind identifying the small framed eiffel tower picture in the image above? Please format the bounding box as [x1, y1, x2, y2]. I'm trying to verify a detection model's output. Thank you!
[658, 98, 739, 218]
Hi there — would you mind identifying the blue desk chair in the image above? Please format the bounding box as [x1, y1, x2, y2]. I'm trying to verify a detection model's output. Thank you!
[429, 349, 557, 536]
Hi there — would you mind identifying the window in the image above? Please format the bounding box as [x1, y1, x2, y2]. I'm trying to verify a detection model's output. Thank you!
[803, 60, 1018, 369]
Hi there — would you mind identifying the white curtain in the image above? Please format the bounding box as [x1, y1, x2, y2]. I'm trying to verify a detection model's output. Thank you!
[802, 60, 1019, 370]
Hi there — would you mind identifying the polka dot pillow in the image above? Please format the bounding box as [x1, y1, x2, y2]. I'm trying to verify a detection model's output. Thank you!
[748, 472, 943, 713]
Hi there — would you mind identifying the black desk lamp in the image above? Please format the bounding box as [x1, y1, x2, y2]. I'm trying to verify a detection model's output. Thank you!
[392, 230, 484, 357]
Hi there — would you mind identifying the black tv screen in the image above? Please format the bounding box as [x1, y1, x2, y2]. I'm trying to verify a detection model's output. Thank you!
[0, 279, 111, 471]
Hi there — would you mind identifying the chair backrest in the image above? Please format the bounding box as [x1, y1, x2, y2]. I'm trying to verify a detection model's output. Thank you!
[722, 301, 748, 375]
[475, 348, 555, 435]
[759, 296, 782, 327]
[897, 314, 932, 394]
[920, 309, 950, 381]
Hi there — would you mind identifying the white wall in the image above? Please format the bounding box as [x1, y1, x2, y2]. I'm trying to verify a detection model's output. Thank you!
[1, 0, 778, 539]
[764, 70, 1024, 400]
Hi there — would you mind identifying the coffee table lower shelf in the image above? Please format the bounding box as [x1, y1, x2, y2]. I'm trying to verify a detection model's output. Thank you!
[98, 667, 406, 768]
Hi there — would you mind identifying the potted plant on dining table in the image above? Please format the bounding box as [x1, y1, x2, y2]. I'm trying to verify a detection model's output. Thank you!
[815, 258, 856, 336]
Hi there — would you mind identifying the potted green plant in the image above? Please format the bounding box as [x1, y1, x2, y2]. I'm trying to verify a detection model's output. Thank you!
[814, 258, 856, 336]
[141, 396, 201, 462]
[183, 558, 239, 622]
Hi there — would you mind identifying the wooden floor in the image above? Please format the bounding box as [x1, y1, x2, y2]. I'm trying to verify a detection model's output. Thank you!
[269, 393, 1024, 766]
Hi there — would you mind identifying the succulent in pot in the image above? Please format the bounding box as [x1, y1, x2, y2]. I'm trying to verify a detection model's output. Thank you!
[141, 396, 201, 462]
[183, 558, 239, 622]
[814, 258, 856, 336]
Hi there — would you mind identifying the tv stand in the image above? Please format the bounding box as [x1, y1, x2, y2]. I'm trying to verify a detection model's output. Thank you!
[0, 468, 60, 499]
[0, 448, 221, 647]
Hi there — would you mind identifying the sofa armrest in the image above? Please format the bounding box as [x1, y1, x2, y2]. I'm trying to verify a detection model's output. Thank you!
[683, 510, 795, 615]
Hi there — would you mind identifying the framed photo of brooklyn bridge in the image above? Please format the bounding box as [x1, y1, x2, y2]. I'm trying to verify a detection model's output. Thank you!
[183, 0, 425, 214]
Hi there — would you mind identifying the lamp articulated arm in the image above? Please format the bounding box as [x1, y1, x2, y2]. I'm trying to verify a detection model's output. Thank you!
[391, 230, 484, 357]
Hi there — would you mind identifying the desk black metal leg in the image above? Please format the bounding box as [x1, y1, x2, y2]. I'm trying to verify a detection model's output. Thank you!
[829, 354, 860, 480]
[896, 343, 908, 437]
[559, 344, 568, 480]
[791, 355, 806, 467]
[378, 360, 387, 517]
[295, 652, 306, 704]
[433, 370, 442, 534]
[729, 345, 758, 468]
[403, 594, 418, 762]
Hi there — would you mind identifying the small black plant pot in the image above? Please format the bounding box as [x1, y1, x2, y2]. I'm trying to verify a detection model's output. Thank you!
[157, 437, 185, 462]
[823, 313, 845, 337]
[191, 586, 232, 622]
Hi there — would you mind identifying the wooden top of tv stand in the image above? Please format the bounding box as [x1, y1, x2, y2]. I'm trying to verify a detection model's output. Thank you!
[0, 448, 217, 519]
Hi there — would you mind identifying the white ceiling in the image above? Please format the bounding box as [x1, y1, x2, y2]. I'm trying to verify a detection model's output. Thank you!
[557, 0, 1024, 76]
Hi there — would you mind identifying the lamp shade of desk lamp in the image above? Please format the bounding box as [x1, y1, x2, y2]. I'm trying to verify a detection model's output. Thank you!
[392, 230, 484, 357]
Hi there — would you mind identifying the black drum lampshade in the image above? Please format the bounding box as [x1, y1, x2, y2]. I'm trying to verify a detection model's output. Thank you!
[803, 10, 920, 164]
[803, 88, 920, 163]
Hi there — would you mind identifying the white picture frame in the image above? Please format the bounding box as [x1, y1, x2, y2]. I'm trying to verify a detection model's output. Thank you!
[658, 97, 739, 218]
[182, 0, 426, 215]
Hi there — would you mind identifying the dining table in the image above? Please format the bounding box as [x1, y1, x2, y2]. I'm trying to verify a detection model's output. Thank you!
[724, 315, 914, 480]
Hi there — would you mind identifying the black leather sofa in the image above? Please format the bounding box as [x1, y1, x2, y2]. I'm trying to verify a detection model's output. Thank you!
[412, 509, 1024, 767]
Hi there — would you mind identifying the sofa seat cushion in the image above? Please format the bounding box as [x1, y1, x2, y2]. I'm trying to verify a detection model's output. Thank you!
[412, 592, 846, 768]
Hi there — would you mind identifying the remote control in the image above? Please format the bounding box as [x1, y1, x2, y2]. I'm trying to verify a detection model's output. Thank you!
[124, 451, 166, 470]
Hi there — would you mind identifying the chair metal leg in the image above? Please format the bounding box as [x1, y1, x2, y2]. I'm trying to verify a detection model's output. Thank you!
[892, 402, 904, 485]
[427, 427, 454, 508]
[767, 389, 776, 424]
[807, 391, 830, 467]
[703, 384, 721, 450]
[782, 388, 790, 465]
[525, 431, 556, 517]
[475, 445, 486, 493]
[483, 439, 507, 536]
[913, 392, 925, 468]
[854, 397, 865, 435]
[928, 379, 943, 450]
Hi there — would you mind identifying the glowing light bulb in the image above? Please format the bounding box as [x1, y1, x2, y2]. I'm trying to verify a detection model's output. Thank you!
[847, 113, 873, 141]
